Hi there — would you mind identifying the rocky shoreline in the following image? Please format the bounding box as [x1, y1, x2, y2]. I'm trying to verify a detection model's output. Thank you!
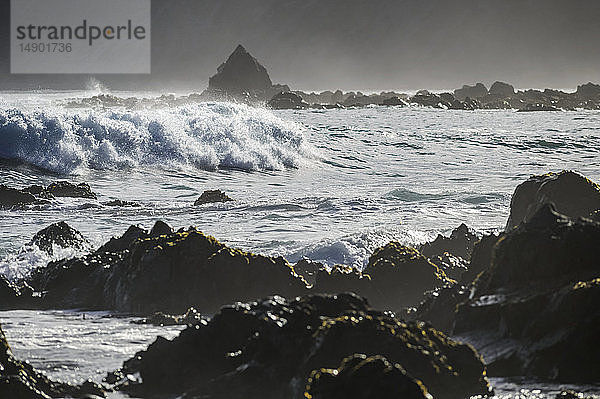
[1, 170, 599, 398]
[62, 45, 600, 112]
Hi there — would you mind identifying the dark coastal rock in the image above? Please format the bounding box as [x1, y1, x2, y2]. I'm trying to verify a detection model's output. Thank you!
[360, 243, 452, 309]
[21, 184, 54, 199]
[411, 92, 446, 108]
[305, 354, 429, 399]
[96, 224, 148, 253]
[0, 323, 105, 398]
[451, 205, 600, 382]
[46, 181, 97, 199]
[0, 275, 37, 310]
[454, 83, 488, 100]
[420, 223, 478, 260]
[149, 220, 173, 236]
[203, 45, 287, 102]
[194, 189, 234, 205]
[588, 209, 600, 222]
[209, 44, 272, 95]
[576, 82, 600, 99]
[112, 294, 490, 399]
[133, 307, 204, 327]
[380, 96, 408, 106]
[29, 221, 88, 255]
[268, 91, 309, 109]
[29, 225, 307, 314]
[489, 81, 515, 97]
[428, 252, 468, 281]
[409, 284, 470, 333]
[505, 170, 600, 230]
[103, 199, 141, 207]
[460, 233, 501, 284]
[0, 184, 36, 208]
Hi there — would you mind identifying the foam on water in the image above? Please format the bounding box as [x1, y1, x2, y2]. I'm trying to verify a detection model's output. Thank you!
[0, 102, 313, 174]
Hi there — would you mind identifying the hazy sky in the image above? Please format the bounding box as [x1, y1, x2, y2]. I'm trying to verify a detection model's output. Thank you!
[1, 0, 600, 91]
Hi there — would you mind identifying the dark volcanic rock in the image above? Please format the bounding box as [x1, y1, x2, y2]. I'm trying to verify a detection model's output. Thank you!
[454, 83, 488, 100]
[268, 91, 309, 109]
[505, 170, 600, 230]
[0, 323, 105, 398]
[452, 204, 600, 382]
[420, 223, 478, 260]
[460, 233, 501, 284]
[133, 307, 204, 327]
[305, 354, 429, 399]
[0, 275, 37, 310]
[360, 244, 452, 309]
[194, 189, 234, 205]
[489, 81, 515, 97]
[380, 96, 408, 106]
[576, 82, 600, 99]
[29, 221, 88, 255]
[103, 199, 141, 207]
[0, 184, 36, 208]
[209, 45, 272, 94]
[30, 226, 307, 314]
[46, 181, 97, 199]
[112, 294, 490, 399]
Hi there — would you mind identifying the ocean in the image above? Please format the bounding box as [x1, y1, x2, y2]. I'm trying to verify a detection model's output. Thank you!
[1, 90, 600, 398]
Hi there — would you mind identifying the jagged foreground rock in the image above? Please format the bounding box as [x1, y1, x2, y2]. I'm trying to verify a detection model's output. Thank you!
[0, 324, 105, 398]
[108, 293, 490, 399]
[449, 204, 600, 379]
[505, 170, 600, 230]
[305, 354, 429, 399]
[25, 221, 452, 314]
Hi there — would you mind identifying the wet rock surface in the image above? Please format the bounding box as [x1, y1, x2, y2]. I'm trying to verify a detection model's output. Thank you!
[194, 189, 234, 205]
[110, 293, 490, 399]
[29, 221, 89, 255]
[452, 204, 600, 382]
[0, 184, 37, 208]
[46, 181, 97, 199]
[29, 222, 307, 314]
[304, 354, 429, 399]
[0, 323, 106, 398]
[505, 170, 600, 230]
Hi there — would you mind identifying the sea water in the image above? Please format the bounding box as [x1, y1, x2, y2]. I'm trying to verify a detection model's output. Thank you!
[1, 91, 599, 397]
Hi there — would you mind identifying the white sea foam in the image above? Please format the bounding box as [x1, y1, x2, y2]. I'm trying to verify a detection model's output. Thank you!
[0, 102, 313, 174]
[285, 228, 433, 270]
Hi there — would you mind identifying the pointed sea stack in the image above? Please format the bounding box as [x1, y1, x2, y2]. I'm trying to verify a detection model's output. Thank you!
[203, 44, 289, 102]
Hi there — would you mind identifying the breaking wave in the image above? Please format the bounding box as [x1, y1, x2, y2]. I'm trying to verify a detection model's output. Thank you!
[0, 102, 312, 174]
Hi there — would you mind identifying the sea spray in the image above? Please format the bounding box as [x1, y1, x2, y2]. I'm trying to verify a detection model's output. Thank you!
[0, 102, 313, 174]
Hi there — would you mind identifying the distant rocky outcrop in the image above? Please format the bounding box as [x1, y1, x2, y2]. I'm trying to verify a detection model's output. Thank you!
[194, 189, 234, 205]
[267, 91, 309, 110]
[488, 81, 515, 97]
[109, 293, 490, 399]
[202, 45, 289, 102]
[505, 170, 600, 230]
[454, 83, 488, 100]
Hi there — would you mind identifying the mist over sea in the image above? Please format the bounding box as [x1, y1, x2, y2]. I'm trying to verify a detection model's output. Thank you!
[1, 91, 600, 398]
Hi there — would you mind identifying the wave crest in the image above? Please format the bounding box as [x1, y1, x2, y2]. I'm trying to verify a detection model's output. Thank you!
[0, 102, 312, 174]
